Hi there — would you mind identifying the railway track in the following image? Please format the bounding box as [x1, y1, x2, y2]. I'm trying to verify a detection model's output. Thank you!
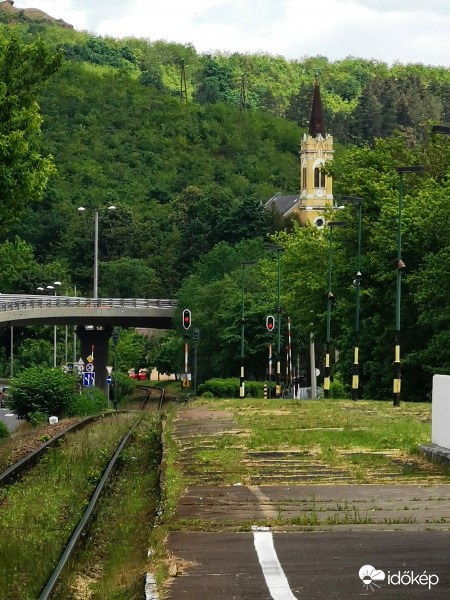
[0, 395, 165, 598]
[39, 415, 143, 600]
[137, 384, 165, 410]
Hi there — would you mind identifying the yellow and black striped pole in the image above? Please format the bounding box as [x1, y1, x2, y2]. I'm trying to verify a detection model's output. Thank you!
[324, 222, 348, 398]
[393, 167, 424, 406]
[342, 196, 364, 402]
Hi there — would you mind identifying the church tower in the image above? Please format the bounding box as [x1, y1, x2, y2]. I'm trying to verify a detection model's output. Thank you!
[298, 74, 334, 228]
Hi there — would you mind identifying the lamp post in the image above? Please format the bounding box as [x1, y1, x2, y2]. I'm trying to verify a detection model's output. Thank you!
[78, 206, 116, 298]
[324, 221, 348, 398]
[394, 166, 425, 406]
[341, 197, 364, 401]
[264, 243, 284, 397]
[240, 260, 257, 398]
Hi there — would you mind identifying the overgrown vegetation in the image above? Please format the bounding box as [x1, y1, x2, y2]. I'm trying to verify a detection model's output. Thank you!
[52, 415, 162, 600]
[0, 413, 136, 599]
[168, 398, 446, 486]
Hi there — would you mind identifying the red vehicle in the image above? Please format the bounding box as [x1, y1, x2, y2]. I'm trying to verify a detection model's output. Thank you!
[128, 370, 137, 380]
[138, 369, 148, 380]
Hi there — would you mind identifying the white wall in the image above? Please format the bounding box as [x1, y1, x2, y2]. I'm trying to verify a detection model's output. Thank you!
[432, 375, 450, 447]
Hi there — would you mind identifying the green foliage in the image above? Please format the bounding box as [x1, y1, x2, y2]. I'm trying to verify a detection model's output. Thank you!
[115, 370, 135, 400]
[71, 388, 107, 416]
[8, 367, 79, 420]
[148, 331, 183, 377]
[197, 378, 266, 398]
[329, 377, 350, 400]
[28, 410, 48, 425]
[112, 329, 149, 374]
[0, 420, 9, 440]
[0, 34, 62, 231]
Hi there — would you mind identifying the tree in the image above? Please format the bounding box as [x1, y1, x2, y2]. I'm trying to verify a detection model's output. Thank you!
[0, 34, 62, 231]
[98, 257, 157, 298]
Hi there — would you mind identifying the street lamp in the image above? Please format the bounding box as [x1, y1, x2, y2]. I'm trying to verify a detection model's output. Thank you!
[77, 206, 116, 299]
[341, 197, 364, 401]
[240, 260, 257, 398]
[264, 243, 284, 398]
[324, 221, 348, 399]
[394, 166, 425, 407]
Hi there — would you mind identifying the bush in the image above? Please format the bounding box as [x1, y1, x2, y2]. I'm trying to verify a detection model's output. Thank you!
[8, 367, 79, 421]
[330, 376, 350, 399]
[115, 371, 135, 401]
[70, 388, 108, 416]
[200, 391, 214, 398]
[197, 378, 267, 398]
[0, 420, 9, 440]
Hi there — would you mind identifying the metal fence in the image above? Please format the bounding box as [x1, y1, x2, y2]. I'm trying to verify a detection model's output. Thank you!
[0, 295, 177, 312]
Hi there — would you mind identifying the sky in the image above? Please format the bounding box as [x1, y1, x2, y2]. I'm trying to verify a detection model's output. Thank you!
[14, 0, 450, 68]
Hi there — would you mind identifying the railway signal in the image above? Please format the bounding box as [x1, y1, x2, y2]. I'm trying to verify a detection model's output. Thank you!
[266, 315, 275, 332]
[183, 309, 191, 330]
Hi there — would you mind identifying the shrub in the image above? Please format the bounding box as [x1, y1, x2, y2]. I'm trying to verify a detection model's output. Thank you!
[28, 411, 48, 426]
[201, 391, 214, 398]
[70, 388, 108, 416]
[197, 378, 267, 398]
[114, 371, 135, 401]
[330, 376, 350, 399]
[0, 420, 9, 440]
[8, 367, 79, 421]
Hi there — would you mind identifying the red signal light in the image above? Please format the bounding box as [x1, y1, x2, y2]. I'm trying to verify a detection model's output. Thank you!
[266, 315, 275, 332]
[182, 309, 191, 330]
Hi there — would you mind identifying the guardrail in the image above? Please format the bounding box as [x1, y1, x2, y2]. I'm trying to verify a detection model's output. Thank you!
[0, 296, 177, 312]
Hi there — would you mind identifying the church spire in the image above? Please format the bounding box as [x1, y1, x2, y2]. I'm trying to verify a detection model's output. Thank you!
[308, 72, 326, 138]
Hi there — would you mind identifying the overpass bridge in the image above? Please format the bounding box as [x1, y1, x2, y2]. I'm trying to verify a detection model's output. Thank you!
[0, 295, 176, 392]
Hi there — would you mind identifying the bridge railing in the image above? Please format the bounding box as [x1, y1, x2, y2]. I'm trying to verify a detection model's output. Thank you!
[0, 297, 177, 312]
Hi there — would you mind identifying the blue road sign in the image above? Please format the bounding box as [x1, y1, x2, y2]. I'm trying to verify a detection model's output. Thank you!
[67, 363, 74, 372]
[106, 375, 112, 385]
[83, 372, 95, 387]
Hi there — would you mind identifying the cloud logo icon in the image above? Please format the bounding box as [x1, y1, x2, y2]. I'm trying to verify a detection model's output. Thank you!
[359, 565, 386, 591]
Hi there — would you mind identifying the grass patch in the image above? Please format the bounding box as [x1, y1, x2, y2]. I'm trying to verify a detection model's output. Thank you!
[0, 413, 137, 600]
[169, 398, 448, 484]
[52, 414, 162, 600]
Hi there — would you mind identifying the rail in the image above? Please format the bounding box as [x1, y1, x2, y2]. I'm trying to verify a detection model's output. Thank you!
[136, 385, 165, 410]
[0, 295, 177, 312]
[0, 415, 100, 487]
[39, 416, 143, 600]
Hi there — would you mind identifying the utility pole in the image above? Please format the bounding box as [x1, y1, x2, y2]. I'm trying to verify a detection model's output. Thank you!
[180, 60, 188, 104]
[239, 74, 247, 133]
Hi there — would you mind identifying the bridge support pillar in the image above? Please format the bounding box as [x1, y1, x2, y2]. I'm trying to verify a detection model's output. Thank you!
[76, 326, 112, 395]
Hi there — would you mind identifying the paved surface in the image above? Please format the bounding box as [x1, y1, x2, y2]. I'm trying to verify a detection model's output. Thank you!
[176, 484, 450, 530]
[168, 531, 450, 599]
[0, 407, 20, 431]
[164, 406, 450, 599]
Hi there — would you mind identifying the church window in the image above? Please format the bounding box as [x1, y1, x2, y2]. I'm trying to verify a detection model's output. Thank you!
[314, 167, 325, 188]
[314, 167, 319, 188]
[302, 166, 307, 189]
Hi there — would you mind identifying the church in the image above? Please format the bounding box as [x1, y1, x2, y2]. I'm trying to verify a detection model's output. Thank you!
[265, 74, 334, 228]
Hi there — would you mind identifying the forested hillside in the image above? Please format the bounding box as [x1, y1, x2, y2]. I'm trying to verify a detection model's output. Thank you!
[1, 22, 450, 400]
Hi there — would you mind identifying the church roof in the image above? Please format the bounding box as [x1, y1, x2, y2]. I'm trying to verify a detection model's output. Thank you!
[264, 194, 300, 217]
[308, 76, 326, 138]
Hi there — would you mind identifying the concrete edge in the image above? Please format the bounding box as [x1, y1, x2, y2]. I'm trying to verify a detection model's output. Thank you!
[418, 443, 450, 466]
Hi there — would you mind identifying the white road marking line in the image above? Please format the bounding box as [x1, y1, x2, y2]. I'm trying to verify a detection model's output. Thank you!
[4, 414, 15, 417]
[253, 530, 298, 600]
